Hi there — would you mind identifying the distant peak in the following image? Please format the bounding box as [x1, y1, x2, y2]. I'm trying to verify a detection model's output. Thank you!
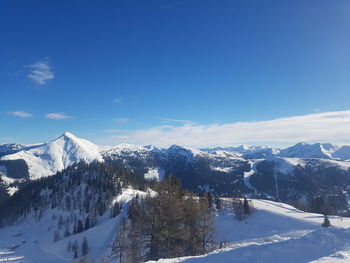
[60, 132, 77, 139]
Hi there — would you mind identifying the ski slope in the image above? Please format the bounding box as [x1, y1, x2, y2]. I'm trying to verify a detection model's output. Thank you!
[0, 197, 349, 263]
[147, 199, 350, 263]
[0, 188, 148, 263]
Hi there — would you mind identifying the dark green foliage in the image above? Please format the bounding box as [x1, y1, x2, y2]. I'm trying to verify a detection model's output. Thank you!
[310, 196, 336, 215]
[111, 202, 120, 218]
[322, 215, 331, 227]
[0, 159, 29, 179]
[77, 219, 84, 233]
[82, 236, 89, 256]
[0, 177, 9, 206]
[72, 240, 78, 259]
[112, 177, 215, 262]
[0, 161, 148, 226]
[215, 195, 222, 210]
[84, 217, 90, 230]
[243, 197, 250, 215]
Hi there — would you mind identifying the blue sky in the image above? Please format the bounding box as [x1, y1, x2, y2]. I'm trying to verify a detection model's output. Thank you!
[1, 0, 350, 147]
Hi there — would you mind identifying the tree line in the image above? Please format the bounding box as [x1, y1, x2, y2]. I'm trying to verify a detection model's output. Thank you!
[111, 176, 215, 263]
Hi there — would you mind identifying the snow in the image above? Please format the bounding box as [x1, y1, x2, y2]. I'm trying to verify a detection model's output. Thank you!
[0, 187, 147, 263]
[243, 160, 258, 193]
[144, 168, 165, 181]
[1, 197, 349, 263]
[210, 166, 232, 173]
[332, 145, 350, 161]
[1, 132, 103, 180]
[146, 199, 350, 263]
[278, 143, 336, 159]
[0, 166, 22, 195]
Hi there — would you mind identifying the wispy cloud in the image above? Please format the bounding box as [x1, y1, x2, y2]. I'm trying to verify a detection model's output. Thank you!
[158, 117, 196, 125]
[113, 97, 123, 104]
[8, 111, 33, 118]
[97, 110, 350, 147]
[27, 60, 54, 85]
[45, 113, 73, 120]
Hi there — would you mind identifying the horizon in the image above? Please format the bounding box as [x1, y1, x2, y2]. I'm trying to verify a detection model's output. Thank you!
[1, 0, 350, 147]
[2, 128, 350, 150]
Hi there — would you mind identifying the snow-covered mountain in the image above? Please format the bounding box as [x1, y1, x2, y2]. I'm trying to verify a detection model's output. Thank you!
[1, 132, 350, 207]
[278, 142, 338, 159]
[332, 145, 350, 161]
[203, 142, 348, 160]
[0, 132, 103, 180]
[0, 143, 26, 157]
[202, 145, 280, 158]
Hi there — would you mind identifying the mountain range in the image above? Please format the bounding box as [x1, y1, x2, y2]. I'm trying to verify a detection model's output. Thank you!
[0, 132, 350, 210]
[0, 132, 350, 263]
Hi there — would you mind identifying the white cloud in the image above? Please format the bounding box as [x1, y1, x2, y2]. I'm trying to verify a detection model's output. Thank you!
[45, 113, 73, 120]
[158, 117, 196, 125]
[97, 110, 350, 148]
[27, 60, 54, 85]
[8, 111, 33, 118]
[113, 97, 123, 104]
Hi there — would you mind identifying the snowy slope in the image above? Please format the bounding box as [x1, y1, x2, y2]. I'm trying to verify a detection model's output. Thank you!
[1, 132, 103, 180]
[0, 143, 26, 157]
[0, 187, 149, 263]
[1, 196, 349, 263]
[332, 145, 350, 161]
[278, 142, 338, 159]
[147, 199, 350, 263]
[202, 145, 280, 158]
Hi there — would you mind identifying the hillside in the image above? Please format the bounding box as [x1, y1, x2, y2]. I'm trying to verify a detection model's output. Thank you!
[0, 196, 349, 263]
[147, 199, 350, 263]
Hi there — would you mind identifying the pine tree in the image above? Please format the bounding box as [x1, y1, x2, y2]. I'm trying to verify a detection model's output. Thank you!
[67, 240, 72, 252]
[53, 230, 60, 242]
[322, 215, 331, 227]
[215, 196, 222, 210]
[198, 196, 215, 253]
[72, 240, 78, 259]
[82, 236, 89, 256]
[84, 217, 90, 230]
[111, 218, 128, 263]
[77, 219, 84, 233]
[243, 197, 250, 215]
[111, 202, 120, 218]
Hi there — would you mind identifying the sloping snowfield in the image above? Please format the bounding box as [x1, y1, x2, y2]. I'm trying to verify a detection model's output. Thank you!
[147, 199, 350, 263]
[0, 197, 349, 263]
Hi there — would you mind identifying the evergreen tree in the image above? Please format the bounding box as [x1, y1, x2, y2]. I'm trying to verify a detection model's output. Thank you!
[77, 219, 84, 233]
[111, 218, 128, 263]
[67, 240, 72, 252]
[322, 215, 331, 227]
[84, 217, 90, 230]
[72, 240, 78, 259]
[53, 230, 60, 242]
[243, 197, 250, 215]
[215, 196, 222, 210]
[82, 236, 89, 256]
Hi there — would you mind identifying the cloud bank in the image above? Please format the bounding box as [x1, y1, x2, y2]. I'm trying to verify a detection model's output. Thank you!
[99, 110, 350, 147]
[27, 60, 55, 85]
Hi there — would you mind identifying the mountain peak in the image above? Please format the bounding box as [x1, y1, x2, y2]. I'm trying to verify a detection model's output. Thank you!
[60, 132, 76, 139]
